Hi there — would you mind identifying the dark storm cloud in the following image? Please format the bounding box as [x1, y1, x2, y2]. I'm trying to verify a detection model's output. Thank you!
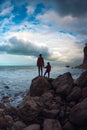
[0, 37, 50, 58]
[43, 0, 87, 17]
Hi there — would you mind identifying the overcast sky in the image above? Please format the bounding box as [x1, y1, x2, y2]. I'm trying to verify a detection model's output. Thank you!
[0, 0, 87, 66]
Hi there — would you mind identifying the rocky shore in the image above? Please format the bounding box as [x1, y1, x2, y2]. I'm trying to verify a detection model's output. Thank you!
[0, 70, 87, 130]
[77, 44, 87, 69]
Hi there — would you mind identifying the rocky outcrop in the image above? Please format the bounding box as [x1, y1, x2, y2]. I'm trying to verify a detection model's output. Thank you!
[52, 72, 74, 96]
[70, 98, 87, 126]
[77, 44, 87, 69]
[29, 77, 51, 96]
[43, 119, 62, 130]
[76, 70, 87, 87]
[1, 71, 87, 130]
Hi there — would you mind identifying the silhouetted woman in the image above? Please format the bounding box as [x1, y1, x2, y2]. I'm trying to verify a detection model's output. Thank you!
[37, 54, 44, 76]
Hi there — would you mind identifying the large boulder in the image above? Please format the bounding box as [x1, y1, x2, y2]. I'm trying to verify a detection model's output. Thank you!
[29, 77, 51, 97]
[43, 119, 62, 130]
[5, 115, 14, 128]
[63, 121, 76, 130]
[17, 97, 41, 122]
[82, 87, 87, 98]
[23, 124, 40, 130]
[69, 98, 87, 126]
[52, 72, 74, 96]
[13, 121, 26, 130]
[0, 115, 7, 129]
[76, 70, 87, 87]
[42, 109, 60, 119]
[40, 92, 61, 110]
[66, 87, 81, 101]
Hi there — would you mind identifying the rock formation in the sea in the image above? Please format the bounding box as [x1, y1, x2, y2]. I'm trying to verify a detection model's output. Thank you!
[77, 44, 87, 69]
[0, 71, 87, 130]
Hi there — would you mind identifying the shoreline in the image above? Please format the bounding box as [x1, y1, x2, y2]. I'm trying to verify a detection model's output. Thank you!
[0, 70, 87, 129]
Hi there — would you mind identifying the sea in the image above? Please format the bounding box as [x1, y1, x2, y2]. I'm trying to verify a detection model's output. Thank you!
[0, 66, 84, 107]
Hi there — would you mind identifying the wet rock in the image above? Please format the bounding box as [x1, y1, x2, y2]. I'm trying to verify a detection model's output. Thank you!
[29, 77, 51, 97]
[2, 96, 10, 103]
[43, 119, 62, 130]
[23, 124, 40, 130]
[52, 72, 74, 96]
[4, 106, 18, 119]
[70, 98, 87, 126]
[4, 85, 9, 89]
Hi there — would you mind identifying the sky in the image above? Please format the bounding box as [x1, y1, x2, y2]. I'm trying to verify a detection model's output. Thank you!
[0, 0, 87, 66]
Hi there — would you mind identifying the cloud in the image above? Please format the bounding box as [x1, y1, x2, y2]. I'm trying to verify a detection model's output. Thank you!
[26, 5, 35, 15]
[0, 1, 14, 16]
[0, 36, 50, 59]
[0, 6, 13, 16]
[43, 0, 87, 17]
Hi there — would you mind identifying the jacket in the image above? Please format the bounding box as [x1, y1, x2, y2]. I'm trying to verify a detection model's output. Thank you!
[37, 57, 44, 66]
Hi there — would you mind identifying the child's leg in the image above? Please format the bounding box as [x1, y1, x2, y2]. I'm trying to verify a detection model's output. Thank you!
[48, 72, 50, 78]
[44, 70, 47, 76]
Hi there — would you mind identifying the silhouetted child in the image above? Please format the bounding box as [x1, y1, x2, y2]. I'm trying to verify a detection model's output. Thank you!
[44, 62, 51, 78]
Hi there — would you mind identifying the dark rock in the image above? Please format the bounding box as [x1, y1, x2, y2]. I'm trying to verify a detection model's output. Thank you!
[23, 124, 40, 130]
[0, 114, 7, 129]
[66, 87, 81, 101]
[2, 96, 10, 103]
[52, 72, 74, 96]
[66, 65, 70, 68]
[17, 96, 41, 122]
[79, 126, 87, 130]
[40, 92, 61, 110]
[42, 109, 60, 118]
[13, 121, 26, 130]
[29, 77, 51, 97]
[63, 121, 77, 130]
[69, 98, 87, 126]
[76, 70, 87, 87]
[43, 119, 62, 130]
[4, 106, 18, 119]
[4, 85, 9, 89]
[82, 87, 87, 98]
[83, 44, 87, 65]
[76, 44, 87, 69]
[5, 115, 14, 128]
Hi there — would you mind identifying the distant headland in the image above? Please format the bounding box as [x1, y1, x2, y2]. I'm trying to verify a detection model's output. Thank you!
[76, 44, 87, 69]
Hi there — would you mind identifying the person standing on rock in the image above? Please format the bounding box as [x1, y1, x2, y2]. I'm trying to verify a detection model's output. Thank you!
[37, 54, 44, 76]
[44, 62, 51, 78]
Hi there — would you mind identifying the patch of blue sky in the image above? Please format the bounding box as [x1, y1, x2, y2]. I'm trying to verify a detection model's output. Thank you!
[12, 5, 27, 24]
[0, 0, 5, 4]
[59, 30, 77, 36]
[27, 3, 47, 25]
[34, 3, 45, 15]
